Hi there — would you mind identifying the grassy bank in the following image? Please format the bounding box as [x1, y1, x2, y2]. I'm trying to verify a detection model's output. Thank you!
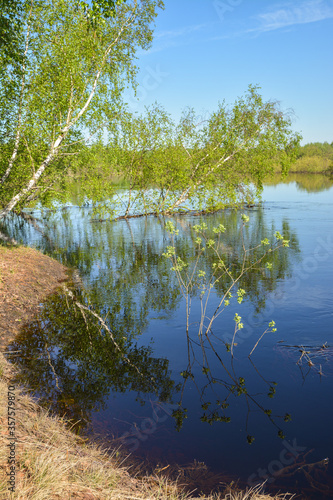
[0, 245, 294, 499]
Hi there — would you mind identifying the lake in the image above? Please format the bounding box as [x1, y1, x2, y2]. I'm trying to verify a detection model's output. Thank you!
[2, 174, 333, 498]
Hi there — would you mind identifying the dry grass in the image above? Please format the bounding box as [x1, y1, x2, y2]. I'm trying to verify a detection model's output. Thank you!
[0, 356, 181, 499]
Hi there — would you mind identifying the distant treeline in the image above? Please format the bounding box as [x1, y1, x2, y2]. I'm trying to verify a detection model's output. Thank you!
[280, 141, 333, 173]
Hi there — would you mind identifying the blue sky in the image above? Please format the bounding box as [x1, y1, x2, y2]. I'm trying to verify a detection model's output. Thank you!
[125, 0, 333, 145]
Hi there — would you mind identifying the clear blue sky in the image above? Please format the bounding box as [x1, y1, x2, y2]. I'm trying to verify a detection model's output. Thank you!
[125, 0, 333, 145]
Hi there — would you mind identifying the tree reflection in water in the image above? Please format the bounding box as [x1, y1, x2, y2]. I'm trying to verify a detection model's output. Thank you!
[5, 207, 300, 442]
[7, 287, 180, 431]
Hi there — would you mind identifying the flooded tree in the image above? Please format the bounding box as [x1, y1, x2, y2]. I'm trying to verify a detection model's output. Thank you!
[100, 90, 301, 218]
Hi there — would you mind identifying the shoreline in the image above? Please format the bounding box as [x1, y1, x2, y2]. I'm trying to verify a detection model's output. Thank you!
[0, 245, 69, 350]
[0, 244, 293, 499]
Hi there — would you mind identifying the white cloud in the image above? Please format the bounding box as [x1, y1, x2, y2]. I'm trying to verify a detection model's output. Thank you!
[209, 0, 333, 42]
[255, 0, 333, 33]
[154, 24, 207, 40]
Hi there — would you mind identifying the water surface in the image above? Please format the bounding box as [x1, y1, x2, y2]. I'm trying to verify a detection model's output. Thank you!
[3, 174, 333, 498]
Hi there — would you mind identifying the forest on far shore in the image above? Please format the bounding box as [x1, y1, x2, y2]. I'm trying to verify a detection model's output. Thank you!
[286, 141, 333, 173]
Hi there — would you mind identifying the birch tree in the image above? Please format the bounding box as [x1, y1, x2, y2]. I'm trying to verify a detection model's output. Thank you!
[0, 0, 163, 221]
[108, 88, 301, 218]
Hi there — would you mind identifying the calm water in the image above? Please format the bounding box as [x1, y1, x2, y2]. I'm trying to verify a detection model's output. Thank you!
[2, 175, 333, 498]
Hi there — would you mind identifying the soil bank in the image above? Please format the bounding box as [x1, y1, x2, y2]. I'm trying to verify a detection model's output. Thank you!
[0, 245, 68, 350]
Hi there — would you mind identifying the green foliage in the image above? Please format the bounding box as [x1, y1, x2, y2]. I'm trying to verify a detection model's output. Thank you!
[298, 141, 333, 159]
[104, 88, 301, 218]
[0, 0, 302, 221]
[161, 214, 295, 438]
[79, 0, 126, 27]
[0, 0, 163, 217]
[247, 435, 255, 444]
[172, 407, 188, 431]
[273, 142, 333, 174]
[163, 213, 298, 330]
[0, 0, 26, 66]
